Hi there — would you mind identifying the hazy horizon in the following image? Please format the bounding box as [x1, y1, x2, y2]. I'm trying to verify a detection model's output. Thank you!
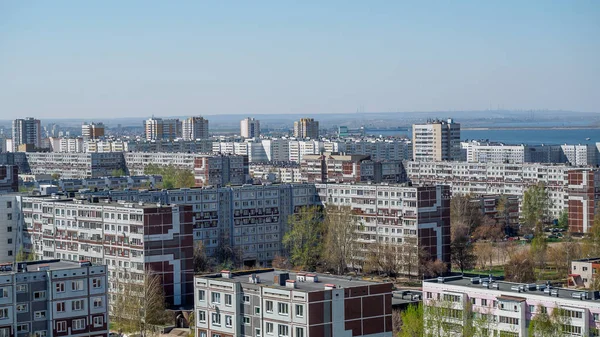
[1, 1, 599, 119]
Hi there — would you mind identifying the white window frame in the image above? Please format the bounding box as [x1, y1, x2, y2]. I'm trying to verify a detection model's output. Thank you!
[34, 311, 46, 320]
[93, 316, 103, 327]
[56, 322, 67, 332]
[73, 318, 86, 331]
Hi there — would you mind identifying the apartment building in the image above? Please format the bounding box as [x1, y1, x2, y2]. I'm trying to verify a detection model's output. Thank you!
[12, 118, 42, 152]
[182, 116, 210, 140]
[342, 139, 412, 162]
[144, 117, 182, 141]
[567, 169, 600, 233]
[570, 258, 600, 288]
[125, 139, 213, 153]
[20, 196, 194, 306]
[241, 118, 260, 138]
[213, 141, 269, 163]
[249, 163, 301, 184]
[412, 119, 461, 161]
[194, 154, 249, 187]
[423, 275, 600, 337]
[293, 118, 319, 139]
[56, 175, 162, 192]
[81, 122, 105, 141]
[49, 137, 85, 153]
[0, 165, 19, 193]
[194, 269, 393, 337]
[0, 194, 21, 263]
[0, 259, 108, 337]
[84, 140, 127, 153]
[316, 183, 451, 270]
[300, 153, 370, 183]
[24, 153, 126, 179]
[404, 161, 592, 219]
[473, 195, 520, 231]
[359, 161, 407, 184]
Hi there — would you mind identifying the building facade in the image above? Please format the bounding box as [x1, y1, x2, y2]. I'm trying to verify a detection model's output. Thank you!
[12, 118, 42, 152]
[423, 275, 600, 337]
[81, 123, 105, 141]
[144, 118, 182, 141]
[182, 116, 210, 140]
[0, 259, 108, 337]
[316, 183, 451, 272]
[404, 161, 595, 220]
[0, 165, 19, 193]
[241, 118, 260, 138]
[293, 119, 319, 139]
[20, 196, 194, 307]
[24, 153, 126, 179]
[194, 269, 393, 337]
[412, 119, 460, 161]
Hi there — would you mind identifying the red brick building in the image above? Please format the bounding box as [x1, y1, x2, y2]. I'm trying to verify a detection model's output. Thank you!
[567, 169, 600, 233]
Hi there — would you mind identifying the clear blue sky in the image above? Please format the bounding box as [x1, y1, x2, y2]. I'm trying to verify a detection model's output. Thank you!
[1, 1, 598, 119]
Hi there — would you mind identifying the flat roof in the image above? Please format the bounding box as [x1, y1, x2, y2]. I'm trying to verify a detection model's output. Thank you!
[201, 269, 386, 292]
[1, 259, 87, 274]
[425, 276, 600, 303]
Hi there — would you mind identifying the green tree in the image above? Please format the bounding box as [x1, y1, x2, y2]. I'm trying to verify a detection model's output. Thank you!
[521, 183, 551, 234]
[143, 164, 195, 189]
[398, 303, 423, 337]
[557, 209, 568, 228]
[282, 206, 323, 271]
[51, 173, 61, 180]
[16, 247, 36, 262]
[582, 212, 600, 258]
[528, 306, 571, 337]
[112, 168, 126, 177]
[323, 205, 360, 275]
[450, 194, 482, 240]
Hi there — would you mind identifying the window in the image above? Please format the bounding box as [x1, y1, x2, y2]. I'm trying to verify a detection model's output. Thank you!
[72, 299, 84, 311]
[225, 315, 233, 327]
[243, 316, 251, 324]
[198, 310, 206, 323]
[266, 300, 274, 313]
[225, 294, 232, 306]
[16, 304, 28, 312]
[93, 297, 103, 308]
[56, 322, 67, 332]
[6, 214, 11, 221]
[481, 299, 487, 306]
[34, 331, 47, 337]
[295, 304, 304, 318]
[16, 285, 27, 292]
[34, 311, 47, 320]
[33, 291, 46, 300]
[266, 323, 274, 334]
[0, 328, 8, 337]
[6, 201, 11, 208]
[243, 295, 250, 303]
[56, 302, 65, 312]
[255, 328, 261, 337]
[295, 327, 304, 337]
[92, 278, 102, 288]
[0, 308, 7, 319]
[17, 324, 29, 333]
[55, 282, 65, 293]
[73, 318, 85, 330]
[471, 298, 476, 305]
[211, 292, 221, 304]
[72, 280, 84, 291]
[198, 290, 205, 301]
[278, 325, 289, 337]
[278, 303, 288, 315]
[0, 288, 8, 298]
[255, 307, 261, 315]
[211, 313, 221, 326]
[93, 316, 103, 327]
[594, 313, 600, 321]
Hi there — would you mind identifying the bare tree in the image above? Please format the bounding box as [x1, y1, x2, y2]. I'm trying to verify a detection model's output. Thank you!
[111, 269, 168, 336]
[323, 205, 360, 275]
[504, 250, 536, 283]
[474, 242, 495, 271]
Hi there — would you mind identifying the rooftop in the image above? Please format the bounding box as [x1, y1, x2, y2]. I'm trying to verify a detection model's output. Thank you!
[200, 269, 386, 292]
[425, 275, 600, 303]
[1, 259, 90, 274]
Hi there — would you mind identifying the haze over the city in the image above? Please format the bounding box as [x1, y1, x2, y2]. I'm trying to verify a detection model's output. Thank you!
[1, 1, 599, 119]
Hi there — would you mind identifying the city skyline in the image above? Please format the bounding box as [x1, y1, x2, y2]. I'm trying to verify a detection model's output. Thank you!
[1, 1, 599, 119]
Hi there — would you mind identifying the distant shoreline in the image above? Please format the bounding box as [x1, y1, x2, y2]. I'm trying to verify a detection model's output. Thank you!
[462, 126, 600, 131]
